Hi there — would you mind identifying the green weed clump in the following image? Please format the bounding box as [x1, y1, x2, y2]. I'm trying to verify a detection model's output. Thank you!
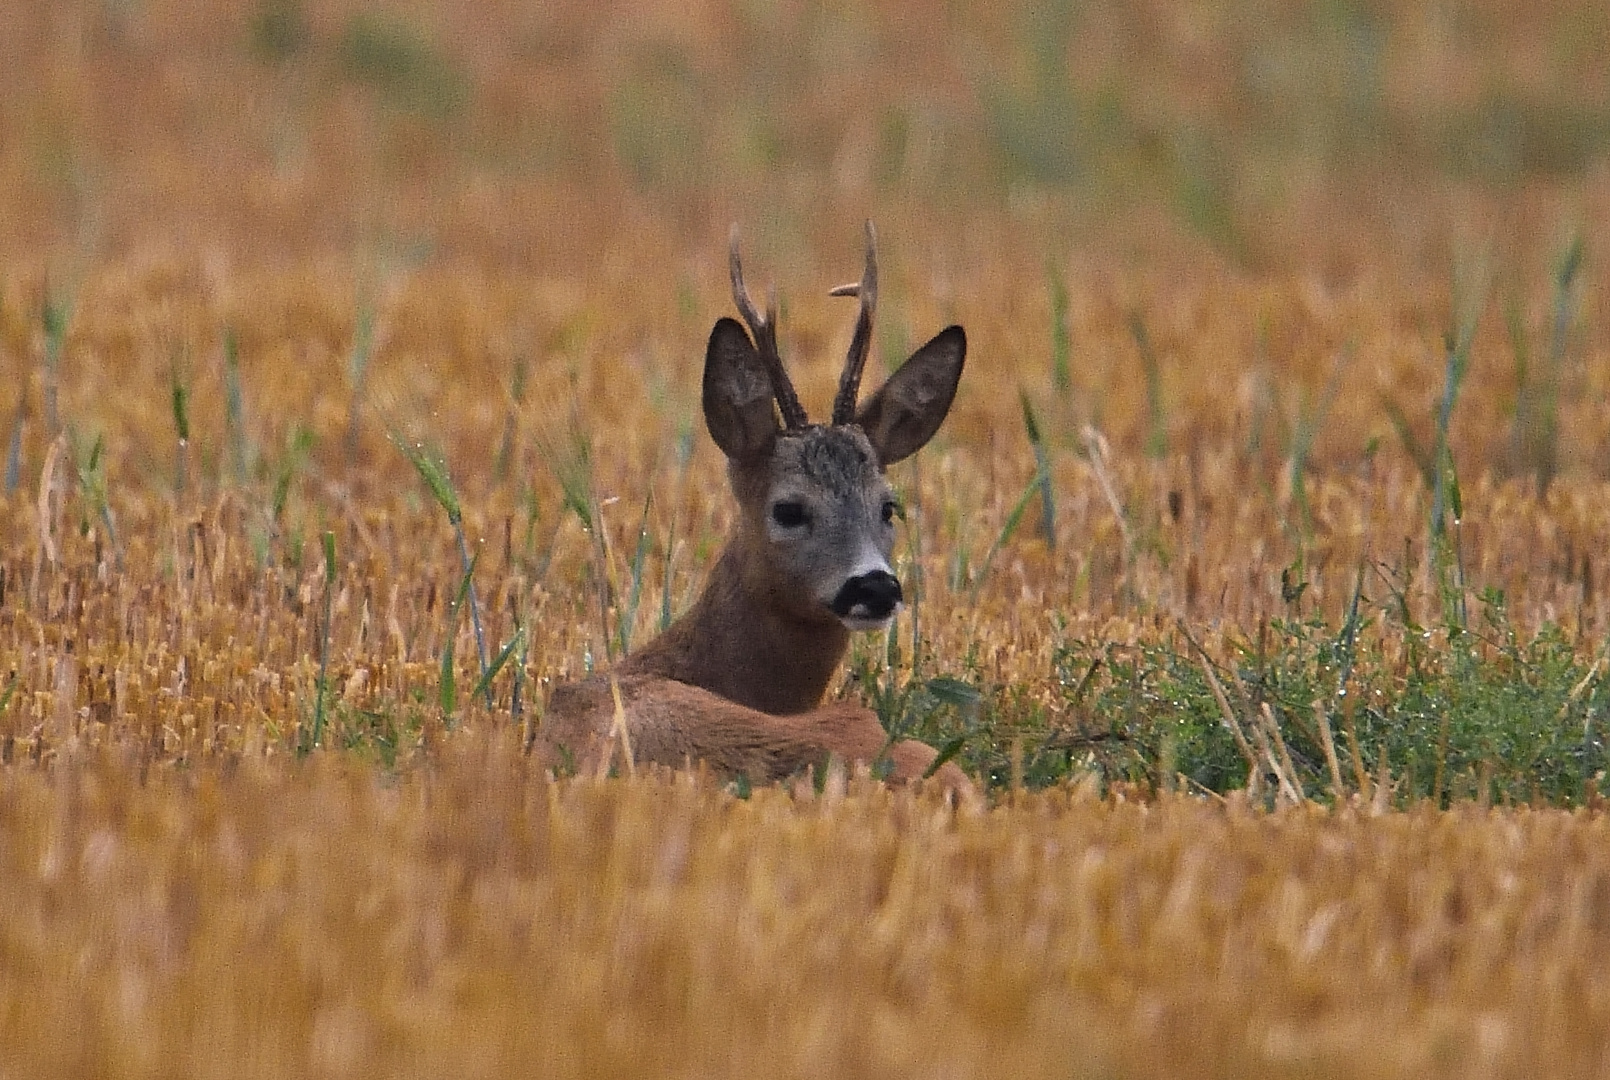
[1037, 597, 1605, 807]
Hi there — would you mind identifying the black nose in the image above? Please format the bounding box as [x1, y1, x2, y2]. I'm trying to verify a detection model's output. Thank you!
[831, 570, 903, 620]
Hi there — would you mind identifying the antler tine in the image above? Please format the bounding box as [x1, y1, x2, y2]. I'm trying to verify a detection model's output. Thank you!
[728, 225, 809, 429]
[829, 220, 878, 426]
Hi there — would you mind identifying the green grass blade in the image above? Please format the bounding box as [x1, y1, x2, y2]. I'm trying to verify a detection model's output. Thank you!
[345, 301, 375, 460]
[538, 418, 596, 531]
[453, 524, 492, 706]
[1020, 390, 1056, 549]
[308, 529, 337, 752]
[171, 374, 191, 443]
[74, 433, 119, 559]
[1550, 234, 1584, 366]
[1381, 396, 1434, 490]
[1048, 260, 1072, 393]
[1128, 313, 1167, 459]
[1512, 233, 1582, 496]
[660, 533, 677, 633]
[269, 426, 311, 525]
[971, 466, 1044, 598]
[1431, 257, 1488, 537]
[438, 554, 478, 721]
[926, 675, 983, 709]
[171, 368, 191, 498]
[391, 432, 462, 525]
[4, 400, 22, 495]
[41, 295, 67, 436]
[222, 328, 250, 486]
[616, 491, 653, 657]
[922, 733, 970, 779]
[510, 613, 529, 726]
[392, 430, 488, 699]
[438, 628, 456, 715]
[322, 529, 337, 586]
[493, 353, 528, 484]
[470, 625, 527, 706]
[1335, 554, 1369, 692]
[1287, 346, 1350, 539]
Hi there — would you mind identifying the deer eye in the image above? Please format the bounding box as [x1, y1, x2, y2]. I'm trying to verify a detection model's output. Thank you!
[771, 501, 809, 529]
[881, 500, 900, 525]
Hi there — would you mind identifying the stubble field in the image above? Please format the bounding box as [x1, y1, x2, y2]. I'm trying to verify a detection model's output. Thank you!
[3, 1, 1610, 1076]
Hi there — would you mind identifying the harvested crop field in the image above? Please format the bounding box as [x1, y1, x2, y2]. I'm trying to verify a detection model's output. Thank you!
[6, 752, 1610, 1078]
[3, 0, 1610, 1076]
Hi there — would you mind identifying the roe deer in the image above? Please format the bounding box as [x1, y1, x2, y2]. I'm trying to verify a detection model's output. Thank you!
[542, 223, 968, 789]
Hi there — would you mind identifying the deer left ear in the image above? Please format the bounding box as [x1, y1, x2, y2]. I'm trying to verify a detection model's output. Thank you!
[703, 317, 780, 461]
[855, 326, 966, 465]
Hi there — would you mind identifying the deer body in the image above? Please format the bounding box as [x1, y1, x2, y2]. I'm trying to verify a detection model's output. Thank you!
[542, 225, 967, 787]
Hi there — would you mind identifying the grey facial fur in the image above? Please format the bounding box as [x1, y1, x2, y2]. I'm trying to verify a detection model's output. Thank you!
[754, 426, 900, 629]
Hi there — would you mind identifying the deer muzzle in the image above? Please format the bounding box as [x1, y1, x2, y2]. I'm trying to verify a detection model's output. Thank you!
[831, 569, 903, 626]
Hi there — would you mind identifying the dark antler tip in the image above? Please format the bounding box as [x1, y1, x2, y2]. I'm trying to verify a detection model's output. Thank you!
[830, 221, 880, 426]
[726, 223, 807, 430]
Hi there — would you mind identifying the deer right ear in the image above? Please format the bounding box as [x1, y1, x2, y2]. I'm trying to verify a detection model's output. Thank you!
[856, 325, 966, 466]
[703, 317, 780, 460]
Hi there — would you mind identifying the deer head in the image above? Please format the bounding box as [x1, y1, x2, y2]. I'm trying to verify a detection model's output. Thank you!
[702, 223, 966, 632]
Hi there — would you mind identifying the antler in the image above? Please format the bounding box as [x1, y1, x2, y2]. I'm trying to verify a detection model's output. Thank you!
[729, 226, 809, 430]
[829, 220, 878, 426]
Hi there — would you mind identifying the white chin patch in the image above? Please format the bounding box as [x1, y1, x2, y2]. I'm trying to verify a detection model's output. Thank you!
[838, 608, 899, 632]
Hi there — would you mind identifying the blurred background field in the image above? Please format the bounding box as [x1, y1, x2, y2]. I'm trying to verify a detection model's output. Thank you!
[3, 0, 1610, 1075]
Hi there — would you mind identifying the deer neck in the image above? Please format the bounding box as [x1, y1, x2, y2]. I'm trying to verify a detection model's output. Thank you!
[622, 539, 851, 715]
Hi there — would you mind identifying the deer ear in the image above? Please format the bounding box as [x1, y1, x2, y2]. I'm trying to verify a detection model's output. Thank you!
[855, 326, 965, 465]
[703, 317, 780, 460]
